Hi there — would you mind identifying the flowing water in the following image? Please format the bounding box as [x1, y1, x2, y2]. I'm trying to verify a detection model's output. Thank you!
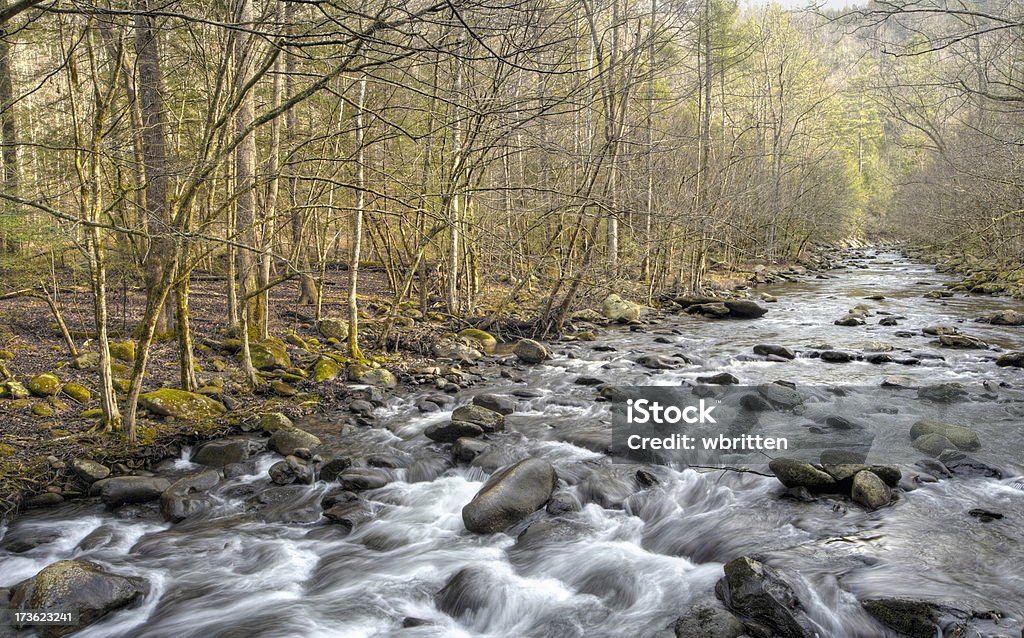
[3, 250, 1024, 638]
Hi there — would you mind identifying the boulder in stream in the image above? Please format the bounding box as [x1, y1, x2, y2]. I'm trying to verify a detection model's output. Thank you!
[91, 476, 171, 507]
[768, 458, 836, 491]
[715, 556, 819, 638]
[753, 344, 795, 360]
[996, 351, 1024, 368]
[513, 339, 549, 364]
[723, 300, 768, 319]
[462, 458, 556, 534]
[861, 598, 971, 638]
[601, 293, 642, 322]
[9, 560, 146, 638]
[909, 419, 980, 451]
[850, 470, 891, 510]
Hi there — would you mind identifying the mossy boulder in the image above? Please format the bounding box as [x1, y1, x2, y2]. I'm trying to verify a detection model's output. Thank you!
[347, 363, 397, 386]
[513, 339, 548, 364]
[318, 318, 350, 341]
[27, 373, 61, 397]
[112, 378, 131, 394]
[601, 293, 643, 322]
[2, 379, 30, 399]
[32, 403, 55, 417]
[10, 559, 146, 638]
[108, 341, 136, 363]
[312, 357, 341, 382]
[61, 382, 92, 404]
[259, 412, 295, 433]
[138, 388, 226, 420]
[457, 328, 497, 354]
[909, 419, 980, 451]
[0, 350, 14, 360]
[243, 338, 291, 371]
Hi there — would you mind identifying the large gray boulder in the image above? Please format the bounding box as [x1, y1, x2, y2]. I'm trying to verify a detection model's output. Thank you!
[9, 560, 146, 638]
[451, 404, 505, 433]
[268, 428, 321, 456]
[192, 437, 263, 468]
[909, 419, 980, 451]
[92, 476, 170, 508]
[768, 458, 836, 491]
[861, 598, 971, 638]
[723, 300, 768, 319]
[715, 556, 818, 638]
[601, 294, 642, 322]
[462, 458, 557, 534]
[160, 469, 220, 522]
[851, 470, 890, 510]
[512, 339, 549, 364]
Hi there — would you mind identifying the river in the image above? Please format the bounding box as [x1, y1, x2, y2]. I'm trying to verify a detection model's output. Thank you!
[2, 250, 1023, 637]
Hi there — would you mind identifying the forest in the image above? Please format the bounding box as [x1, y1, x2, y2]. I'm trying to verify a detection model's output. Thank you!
[0, 0, 1021, 440]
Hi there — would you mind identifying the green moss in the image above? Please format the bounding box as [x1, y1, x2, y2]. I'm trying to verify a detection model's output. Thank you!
[62, 382, 92, 404]
[108, 341, 136, 362]
[0, 444, 15, 457]
[32, 403, 54, 417]
[80, 408, 103, 418]
[138, 388, 226, 420]
[0, 350, 13, 360]
[137, 426, 158, 445]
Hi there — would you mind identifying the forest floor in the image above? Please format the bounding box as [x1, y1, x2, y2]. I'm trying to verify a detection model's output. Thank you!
[0, 256, 820, 523]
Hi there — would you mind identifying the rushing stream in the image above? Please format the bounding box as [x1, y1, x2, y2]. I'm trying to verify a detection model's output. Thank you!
[2, 250, 1024, 637]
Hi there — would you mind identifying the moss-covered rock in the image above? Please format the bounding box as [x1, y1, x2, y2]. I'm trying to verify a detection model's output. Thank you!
[0, 443, 16, 457]
[27, 373, 60, 397]
[108, 341, 136, 363]
[243, 338, 291, 371]
[457, 328, 497, 354]
[112, 378, 131, 394]
[10, 559, 146, 637]
[138, 388, 226, 420]
[2, 379, 30, 399]
[80, 408, 103, 418]
[32, 403, 54, 417]
[0, 350, 14, 360]
[312, 357, 341, 382]
[347, 363, 397, 386]
[61, 382, 92, 404]
[318, 318, 350, 340]
[285, 333, 308, 348]
[259, 412, 295, 433]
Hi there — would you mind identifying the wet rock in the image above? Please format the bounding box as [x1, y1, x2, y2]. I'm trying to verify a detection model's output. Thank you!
[435, 566, 503, 619]
[939, 452, 1003, 479]
[673, 600, 747, 638]
[757, 383, 802, 410]
[268, 428, 321, 456]
[223, 462, 257, 479]
[462, 458, 556, 534]
[917, 383, 967, 403]
[546, 490, 582, 515]
[983, 309, 1024, 326]
[318, 457, 351, 482]
[851, 470, 890, 510]
[451, 404, 505, 432]
[753, 344, 795, 359]
[715, 556, 818, 638]
[138, 388, 226, 420]
[879, 317, 899, 326]
[425, 420, 484, 443]
[513, 338, 549, 364]
[861, 598, 970, 638]
[193, 437, 263, 468]
[819, 350, 852, 363]
[922, 325, 957, 336]
[9, 560, 146, 638]
[996, 351, 1024, 368]
[687, 302, 730, 318]
[602, 293, 642, 322]
[574, 376, 606, 386]
[338, 467, 390, 491]
[160, 469, 219, 522]
[268, 461, 296, 485]
[577, 466, 643, 509]
[24, 493, 64, 508]
[452, 437, 490, 462]
[910, 419, 980, 451]
[27, 373, 60, 397]
[768, 458, 836, 491]
[92, 476, 170, 507]
[472, 393, 515, 415]
[695, 372, 738, 385]
[636, 354, 678, 370]
[834, 316, 865, 327]
[723, 300, 768, 319]
[865, 353, 894, 364]
[323, 502, 374, 532]
[71, 458, 110, 484]
[937, 333, 988, 349]
[968, 508, 1003, 522]
[912, 433, 956, 457]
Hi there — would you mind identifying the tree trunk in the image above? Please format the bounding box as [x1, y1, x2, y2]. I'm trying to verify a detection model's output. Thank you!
[348, 69, 367, 360]
[136, 0, 175, 335]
